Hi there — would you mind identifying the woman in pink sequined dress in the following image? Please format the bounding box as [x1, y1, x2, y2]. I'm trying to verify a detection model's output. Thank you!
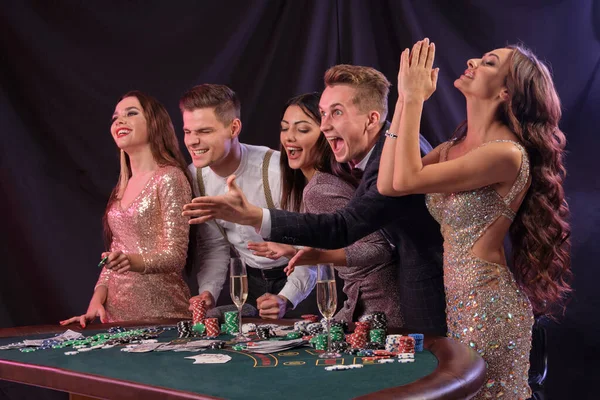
[378, 39, 571, 399]
[61, 91, 192, 327]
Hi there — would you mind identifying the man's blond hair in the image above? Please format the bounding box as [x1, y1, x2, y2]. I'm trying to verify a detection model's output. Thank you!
[324, 65, 391, 120]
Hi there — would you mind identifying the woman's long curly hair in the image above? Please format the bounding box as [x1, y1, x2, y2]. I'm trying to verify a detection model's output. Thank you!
[453, 45, 572, 317]
[103, 91, 190, 249]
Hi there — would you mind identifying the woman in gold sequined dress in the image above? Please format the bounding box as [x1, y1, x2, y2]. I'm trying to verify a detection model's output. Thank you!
[378, 39, 571, 399]
[61, 91, 192, 327]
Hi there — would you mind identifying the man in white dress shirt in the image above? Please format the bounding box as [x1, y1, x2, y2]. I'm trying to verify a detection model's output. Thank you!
[180, 84, 316, 319]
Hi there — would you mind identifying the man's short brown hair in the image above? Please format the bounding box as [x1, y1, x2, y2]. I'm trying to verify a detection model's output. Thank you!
[324, 65, 391, 120]
[179, 84, 241, 126]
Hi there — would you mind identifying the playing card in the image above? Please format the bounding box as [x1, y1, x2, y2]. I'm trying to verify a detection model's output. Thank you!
[22, 330, 84, 347]
[127, 343, 164, 353]
[185, 353, 232, 364]
[246, 339, 307, 354]
[155, 339, 216, 352]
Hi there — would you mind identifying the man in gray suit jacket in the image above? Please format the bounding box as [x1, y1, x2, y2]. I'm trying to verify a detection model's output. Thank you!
[183, 65, 446, 335]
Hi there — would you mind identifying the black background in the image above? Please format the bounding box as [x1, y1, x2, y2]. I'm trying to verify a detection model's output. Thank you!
[1, 1, 598, 399]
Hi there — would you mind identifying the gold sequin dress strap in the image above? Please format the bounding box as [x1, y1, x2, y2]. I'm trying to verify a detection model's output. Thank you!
[477, 140, 530, 221]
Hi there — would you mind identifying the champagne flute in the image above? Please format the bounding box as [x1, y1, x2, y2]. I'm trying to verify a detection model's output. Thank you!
[317, 263, 341, 358]
[230, 258, 250, 342]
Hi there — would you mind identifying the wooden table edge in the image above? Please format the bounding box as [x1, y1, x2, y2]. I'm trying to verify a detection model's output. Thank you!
[355, 336, 486, 400]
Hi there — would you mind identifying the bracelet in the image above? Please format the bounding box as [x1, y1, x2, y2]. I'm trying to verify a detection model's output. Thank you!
[385, 130, 398, 139]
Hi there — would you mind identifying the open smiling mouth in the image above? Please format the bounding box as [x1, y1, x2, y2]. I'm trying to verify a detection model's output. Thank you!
[287, 147, 302, 158]
[192, 149, 208, 156]
[327, 137, 344, 153]
[116, 128, 131, 138]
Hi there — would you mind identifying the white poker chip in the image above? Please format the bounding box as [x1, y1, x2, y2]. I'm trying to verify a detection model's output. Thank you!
[77, 347, 93, 352]
[398, 358, 415, 363]
[378, 359, 395, 364]
[347, 364, 364, 369]
[64, 351, 78, 355]
[89, 344, 104, 350]
[101, 344, 116, 349]
[120, 348, 133, 352]
[242, 323, 257, 334]
[325, 365, 350, 371]
[398, 353, 415, 359]
[141, 339, 158, 344]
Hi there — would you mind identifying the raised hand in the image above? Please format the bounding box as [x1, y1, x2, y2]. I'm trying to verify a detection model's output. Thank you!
[182, 175, 264, 229]
[284, 247, 320, 276]
[248, 241, 297, 260]
[399, 38, 439, 102]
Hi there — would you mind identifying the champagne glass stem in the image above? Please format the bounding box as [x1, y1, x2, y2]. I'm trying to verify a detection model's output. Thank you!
[238, 305, 243, 337]
[326, 317, 332, 353]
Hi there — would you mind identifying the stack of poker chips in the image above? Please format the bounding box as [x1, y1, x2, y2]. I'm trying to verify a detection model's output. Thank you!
[285, 331, 303, 340]
[223, 311, 239, 334]
[177, 320, 196, 338]
[256, 325, 275, 340]
[190, 299, 207, 336]
[192, 323, 206, 335]
[354, 321, 371, 335]
[408, 333, 424, 352]
[307, 322, 324, 335]
[369, 329, 386, 344]
[345, 332, 367, 349]
[331, 341, 350, 352]
[294, 320, 309, 334]
[330, 320, 349, 333]
[204, 318, 221, 338]
[309, 334, 328, 350]
[191, 299, 207, 324]
[208, 340, 226, 349]
[385, 335, 415, 354]
[364, 341, 385, 350]
[242, 323, 257, 334]
[346, 320, 370, 349]
[301, 314, 320, 323]
[372, 312, 387, 331]
[328, 325, 345, 342]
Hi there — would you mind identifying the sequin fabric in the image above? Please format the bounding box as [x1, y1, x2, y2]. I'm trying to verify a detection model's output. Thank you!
[95, 166, 192, 322]
[425, 140, 534, 399]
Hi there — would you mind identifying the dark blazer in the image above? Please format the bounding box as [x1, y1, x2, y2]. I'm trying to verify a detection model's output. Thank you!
[269, 123, 447, 335]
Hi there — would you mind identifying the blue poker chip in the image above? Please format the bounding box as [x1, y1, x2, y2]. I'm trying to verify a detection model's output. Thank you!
[408, 333, 424, 352]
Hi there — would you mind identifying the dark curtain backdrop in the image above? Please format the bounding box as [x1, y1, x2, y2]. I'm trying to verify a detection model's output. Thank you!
[1, 1, 598, 399]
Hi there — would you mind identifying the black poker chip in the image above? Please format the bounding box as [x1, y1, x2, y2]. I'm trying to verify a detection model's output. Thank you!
[208, 340, 226, 349]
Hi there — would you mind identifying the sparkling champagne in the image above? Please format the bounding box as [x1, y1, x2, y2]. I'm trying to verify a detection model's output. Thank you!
[230, 275, 248, 308]
[317, 280, 337, 318]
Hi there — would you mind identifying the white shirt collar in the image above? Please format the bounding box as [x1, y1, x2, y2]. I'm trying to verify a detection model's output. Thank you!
[352, 145, 375, 171]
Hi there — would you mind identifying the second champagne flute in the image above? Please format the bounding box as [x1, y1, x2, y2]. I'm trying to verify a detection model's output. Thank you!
[317, 263, 341, 358]
[230, 257, 250, 343]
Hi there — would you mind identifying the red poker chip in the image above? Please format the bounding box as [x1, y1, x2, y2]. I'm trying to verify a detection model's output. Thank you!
[373, 350, 395, 356]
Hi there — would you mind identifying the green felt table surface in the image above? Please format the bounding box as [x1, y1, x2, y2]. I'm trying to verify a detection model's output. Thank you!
[0, 327, 437, 400]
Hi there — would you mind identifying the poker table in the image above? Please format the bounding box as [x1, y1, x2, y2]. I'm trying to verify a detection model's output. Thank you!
[0, 319, 485, 400]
